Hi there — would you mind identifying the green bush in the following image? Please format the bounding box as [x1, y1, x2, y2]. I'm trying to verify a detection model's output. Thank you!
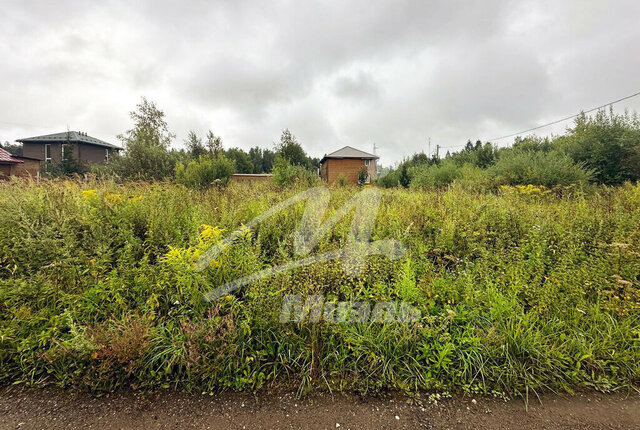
[451, 164, 493, 191]
[410, 161, 462, 188]
[376, 169, 400, 187]
[489, 149, 593, 187]
[357, 166, 369, 185]
[174, 155, 235, 189]
[335, 174, 349, 187]
[555, 110, 640, 185]
[271, 157, 319, 187]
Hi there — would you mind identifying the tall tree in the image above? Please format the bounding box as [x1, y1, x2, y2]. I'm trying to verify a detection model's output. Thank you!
[113, 97, 176, 180]
[275, 129, 309, 168]
[184, 131, 207, 159]
[225, 147, 254, 173]
[206, 130, 223, 156]
[262, 148, 275, 172]
[399, 163, 410, 188]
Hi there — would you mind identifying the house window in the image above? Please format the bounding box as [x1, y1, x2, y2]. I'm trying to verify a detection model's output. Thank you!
[45, 144, 51, 163]
[364, 159, 370, 166]
[105, 149, 109, 161]
[61, 144, 66, 160]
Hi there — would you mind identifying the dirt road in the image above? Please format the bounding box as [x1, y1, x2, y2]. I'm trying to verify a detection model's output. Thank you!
[0, 386, 638, 429]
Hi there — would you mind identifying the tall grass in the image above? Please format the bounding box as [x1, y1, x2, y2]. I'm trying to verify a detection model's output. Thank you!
[0, 178, 638, 396]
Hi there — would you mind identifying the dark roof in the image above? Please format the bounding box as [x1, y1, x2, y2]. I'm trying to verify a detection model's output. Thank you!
[17, 131, 121, 150]
[320, 146, 379, 164]
[0, 148, 23, 164]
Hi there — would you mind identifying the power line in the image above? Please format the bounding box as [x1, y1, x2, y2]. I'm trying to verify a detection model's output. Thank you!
[487, 90, 640, 142]
[0, 119, 119, 140]
[0, 119, 56, 130]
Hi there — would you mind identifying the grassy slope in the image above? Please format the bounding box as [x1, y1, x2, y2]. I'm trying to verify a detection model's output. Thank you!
[0, 179, 638, 395]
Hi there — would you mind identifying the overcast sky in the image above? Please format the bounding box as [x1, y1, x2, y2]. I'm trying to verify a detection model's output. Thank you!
[2, 1, 640, 165]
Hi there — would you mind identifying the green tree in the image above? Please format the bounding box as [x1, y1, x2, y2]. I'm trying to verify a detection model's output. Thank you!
[184, 131, 207, 159]
[555, 109, 640, 185]
[262, 148, 276, 172]
[111, 97, 176, 180]
[225, 147, 254, 173]
[275, 129, 309, 167]
[50, 143, 84, 177]
[248, 146, 276, 173]
[205, 130, 223, 156]
[399, 163, 410, 188]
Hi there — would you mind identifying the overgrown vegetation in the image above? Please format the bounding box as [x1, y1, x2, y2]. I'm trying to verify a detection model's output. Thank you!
[1, 179, 638, 396]
[174, 155, 236, 189]
[272, 157, 321, 187]
[379, 109, 640, 190]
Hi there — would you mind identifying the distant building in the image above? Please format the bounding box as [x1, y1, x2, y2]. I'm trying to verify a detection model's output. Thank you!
[17, 131, 121, 168]
[0, 148, 40, 178]
[319, 146, 379, 184]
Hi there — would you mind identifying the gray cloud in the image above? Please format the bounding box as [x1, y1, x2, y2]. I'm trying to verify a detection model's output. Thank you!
[333, 70, 381, 101]
[1, 0, 640, 165]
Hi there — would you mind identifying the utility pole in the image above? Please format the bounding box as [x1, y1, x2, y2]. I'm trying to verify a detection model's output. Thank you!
[428, 137, 431, 157]
[436, 144, 440, 160]
[373, 142, 380, 175]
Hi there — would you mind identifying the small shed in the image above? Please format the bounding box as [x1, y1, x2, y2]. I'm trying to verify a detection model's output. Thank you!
[0, 148, 40, 179]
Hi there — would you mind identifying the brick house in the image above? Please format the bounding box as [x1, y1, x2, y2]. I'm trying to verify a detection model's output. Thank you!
[319, 146, 379, 184]
[0, 148, 40, 178]
[17, 131, 121, 168]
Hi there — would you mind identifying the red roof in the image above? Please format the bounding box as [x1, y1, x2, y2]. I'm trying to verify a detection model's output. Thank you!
[0, 148, 23, 163]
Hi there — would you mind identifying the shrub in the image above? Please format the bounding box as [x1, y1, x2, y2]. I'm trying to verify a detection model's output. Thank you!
[555, 110, 640, 185]
[451, 164, 493, 191]
[335, 174, 349, 187]
[410, 161, 462, 188]
[357, 166, 369, 185]
[376, 169, 399, 187]
[271, 157, 318, 187]
[489, 149, 592, 187]
[174, 155, 235, 189]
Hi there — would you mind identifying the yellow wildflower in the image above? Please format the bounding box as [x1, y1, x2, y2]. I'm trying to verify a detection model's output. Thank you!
[82, 189, 97, 200]
[106, 192, 123, 204]
[199, 224, 224, 244]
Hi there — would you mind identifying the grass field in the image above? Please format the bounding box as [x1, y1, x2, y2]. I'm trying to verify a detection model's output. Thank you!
[0, 179, 639, 397]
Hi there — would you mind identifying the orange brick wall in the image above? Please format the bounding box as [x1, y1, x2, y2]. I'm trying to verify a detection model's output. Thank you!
[0, 164, 11, 178]
[320, 158, 377, 184]
[13, 159, 41, 178]
[0, 160, 40, 179]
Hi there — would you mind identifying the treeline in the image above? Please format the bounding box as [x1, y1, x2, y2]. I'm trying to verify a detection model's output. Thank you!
[379, 108, 640, 189]
[107, 98, 321, 187]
